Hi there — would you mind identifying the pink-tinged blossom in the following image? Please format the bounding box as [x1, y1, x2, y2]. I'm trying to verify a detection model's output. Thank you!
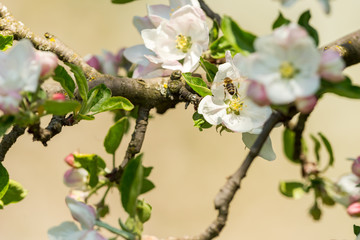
[52, 93, 66, 101]
[63, 168, 88, 190]
[295, 95, 317, 114]
[352, 157, 360, 177]
[64, 153, 76, 167]
[85, 55, 102, 72]
[247, 23, 321, 105]
[319, 49, 345, 82]
[35, 50, 58, 77]
[246, 80, 270, 106]
[84, 49, 127, 76]
[334, 174, 360, 206]
[347, 202, 360, 217]
[0, 39, 41, 114]
[48, 197, 107, 240]
[198, 51, 275, 161]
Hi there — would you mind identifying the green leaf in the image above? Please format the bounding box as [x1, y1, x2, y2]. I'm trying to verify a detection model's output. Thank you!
[199, 57, 218, 83]
[112, 0, 136, 4]
[319, 77, 360, 99]
[95, 220, 135, 240]
[0, 34, 13, 51]
[91, 97, 134, 114]
[297, 10, 319, 46]
[53, 65, 76, 99]
[136, 199, 152, 223]
[310, 134, 321, 163]
[73, 154, 106, 187]
[272, 11, 291, 29]
[209, 20, 219, 43]
[43, 100, 80, 115]
[0, 115, 15, 137]
[1, 180, 27, 205]
[77, 114, 95, 121]
[87, 84, 112, 114]
[65, 63, 88, 102]
[192, 112, 212, 131]
[0, 163, 9, 200]
[354, 225, 360, 236]
[221, 15, 256, 54]
[318, 132, 334, 167]
[210, 36, 237, 59]
[120, 154, 144, 216]
[309, 202, 321, 220]
[283, 128, 300, 163]
[104, 117, 129, 154]
[140, 179, 155, 195]
[279, 181, 306, 199]
[182, 73, 212, 97]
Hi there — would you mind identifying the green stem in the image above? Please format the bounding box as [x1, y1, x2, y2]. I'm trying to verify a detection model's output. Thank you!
[95, 220, 135, 240]
[85, 181, 107, 203]
[113, 153, 116, 169]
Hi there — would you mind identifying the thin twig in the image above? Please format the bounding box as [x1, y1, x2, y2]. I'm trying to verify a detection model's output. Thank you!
[0, 125, 26, 162]
[27, 115, 65, 146]
[198, 0, 222, 25]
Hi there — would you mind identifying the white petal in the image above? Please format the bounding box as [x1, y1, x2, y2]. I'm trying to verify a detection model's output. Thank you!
[141, 29, 158, 52]
[242, 133, 276, 161]
[221, 113, 254, 133]
[66, 196, 96, 230]
[147, 4, 171, 26]
[197, 95, 227, 125]
[123, 45, 153, 65]
[266, 78, 296, 104]
[290, 75, 320, 98]
[133, 16, 155, 33]
[48, 221, 80, 240]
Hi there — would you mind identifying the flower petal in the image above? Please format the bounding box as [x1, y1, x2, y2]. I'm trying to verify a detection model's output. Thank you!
[48, 221, 80, 240]
[123, 45, 153, 65]
[242, 133, 276, 161]
[66, 196, 96, 230]
[133, 16, 156, 33]
[198, 95, 227, 125]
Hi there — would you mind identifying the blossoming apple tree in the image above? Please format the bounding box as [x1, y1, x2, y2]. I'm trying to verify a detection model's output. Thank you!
[1, 0, 360, 239]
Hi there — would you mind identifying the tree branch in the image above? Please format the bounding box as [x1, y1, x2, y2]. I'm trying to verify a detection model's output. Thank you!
[0, 125, 26, 162]
[27, 116, 66, 146]
[198, 0, 221, 25]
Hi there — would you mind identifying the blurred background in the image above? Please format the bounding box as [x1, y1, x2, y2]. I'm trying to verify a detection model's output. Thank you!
[1, 0, 360, 239]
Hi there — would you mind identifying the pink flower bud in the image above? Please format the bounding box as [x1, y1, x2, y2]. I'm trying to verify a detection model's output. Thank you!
[246, 80, 270, 106]
[64, 153, 75, 167]
[84, 54, 102, 71]
[352, 157, 360, 177]
[51, 93, 66, 101]
[319, 50, 345, 82]
[295, 95, 317, 114]
[63, 168, 88, 190]
[347, 202, 360, 217]
[35, 51, 58, 77]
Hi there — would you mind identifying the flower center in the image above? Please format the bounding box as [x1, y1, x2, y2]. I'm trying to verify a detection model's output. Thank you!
[279, 61, 298, 79]
[226, 96, 244, 115]
[176, 34, 192, 53]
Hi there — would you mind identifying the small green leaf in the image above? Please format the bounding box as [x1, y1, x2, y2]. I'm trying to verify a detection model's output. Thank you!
[354, 224, 360, 236]
[318, 132, 334, 167]
[298, 10, 319, 46]
[87, 84, 112, 114]
[0, 115, 15, 137]
[112, 0, 136, 4]
[43, 100, 80, 115]
[309, 202, 321, 220]
[210, 36, 237, 59]
[73, 154, 106, 187]
[279, 181, 306, 199]
[319, 77, 360, 99]
[120, 154, 144, 216]
[283, 128, 300, 163]
[199, 57, 218, 83]
[92, 97, 134, 114]
[0, 34, 13, 51]
[140, 179, 155, 195]
[104, 117, 129, 154]
[310, 134, 321, 163]
[136, 199, 152, 223]
[192, 112, 212, 131]
[95, 220, 135, 240]
[1, 180, 27, 205]
[0, 163, 9, 200]
[221, 16, 256, 54]
[77, 114, 95, 121]
[182, 73, 212, 97]
[272, 11, 291, 29]
[53, 65, 76, 99]
[65, 63, 89, 102]
[209, 20, 219, 43]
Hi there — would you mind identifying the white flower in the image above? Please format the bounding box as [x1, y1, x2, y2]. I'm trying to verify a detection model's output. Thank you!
[319, 49, 345, 82]
[48, 197, 107, 240]
[334, 173, 360, 206]
[198, 51, 275, 160]
[0, 39, 41, 114]
[247, 23, 321, 105]
[63, 168, 89, 191]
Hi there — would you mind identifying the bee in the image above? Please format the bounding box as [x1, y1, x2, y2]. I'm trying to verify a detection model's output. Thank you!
[223, 77, 238, 96]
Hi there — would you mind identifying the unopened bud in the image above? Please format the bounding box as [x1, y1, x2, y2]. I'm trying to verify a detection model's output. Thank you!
[52, 93, 66, 101]
[246, 80, 270, 106]
[352, 157, 360, 177]
[84, 54, 102, 71]
[347, 202, 360, 217]
[319, 49, 345, 82]
[64, 153, 75, 167]
[295, 95, 317, 114]
[63, 168, 88, 190]
[35, 51, 58, 77]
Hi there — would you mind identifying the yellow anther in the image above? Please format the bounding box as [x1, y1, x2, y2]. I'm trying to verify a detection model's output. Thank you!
[279, 61, 297, 79]
[49, 37, 55, 42]
[176, 34, 192, 53]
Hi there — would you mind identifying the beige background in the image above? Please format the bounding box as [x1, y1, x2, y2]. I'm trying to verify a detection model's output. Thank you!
[1, 0, 360, 239]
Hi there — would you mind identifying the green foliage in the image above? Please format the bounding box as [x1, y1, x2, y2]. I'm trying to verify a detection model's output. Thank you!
[111, 0, 136, 4]
[192, 112, 212, 131]
[297, 10, 319, 46]
[272, 11, 290, 29]
[0, 180, 27, 208]
[66, 63, 89, 102]
[0, 163, 9, 200]
[53, 65, 76, 99]
[136, 199, 152, 223]
[210, 36, 237, 59]
[87, 84, 112, 113]
[91, 97, 134, 114]
[0, 115, 15, 137]
[104, 117, 129, 154]
[199, 57, 218, 83]
[43, 100, 80, 115]
[209, 20, 219, 43]
[182, 73, 212, 97]
[0, 34, 13, 51]
[95, 220, 135, 240]
[73, 154, 106, 187]
[310, 134, 321, 163]
[282, 128, 300, 163]
[125, 216, 143, 236]
[221, 16, 256, 54]
[309, 202, 321, 220]
[319, 77, 360, 99]
[354, 225, 360, 236]
[279, 181, 306, 199]
[318, 132, 334, 167]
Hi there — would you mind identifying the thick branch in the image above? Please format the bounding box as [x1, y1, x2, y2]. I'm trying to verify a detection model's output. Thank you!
[0, 125, 26, 162]
[27, 116, 65, 146]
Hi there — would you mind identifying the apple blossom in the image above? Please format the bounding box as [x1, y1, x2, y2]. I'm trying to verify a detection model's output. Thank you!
[295, 95, 317, 114]
[334, 174, 360, 206]
[352, 157, 360, 177]
[35, 50, 58, 77]
[347, 202, 360, 217]
[246, 80, 270, 106]
[85, 49, 127, 76]
[198, 51, 275, 160]
[319, 49, 345, 82]
[64, 153, 76, 167]
[63, 168, 89, 190]
[247, 23, 321, 105]
[48, 197, 107, 240]
[0, 39, 41, 114]
[52, 93, 66, 101]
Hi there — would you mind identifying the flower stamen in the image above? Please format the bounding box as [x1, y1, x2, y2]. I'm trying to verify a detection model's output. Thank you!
[279, 61, 298, 79]
[176, 34, 192, 53]
[226, 96, 244, 115]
